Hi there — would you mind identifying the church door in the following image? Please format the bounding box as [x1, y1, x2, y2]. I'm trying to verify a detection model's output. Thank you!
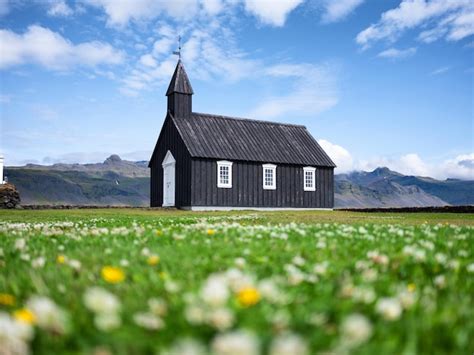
[162, 151, 176, 207]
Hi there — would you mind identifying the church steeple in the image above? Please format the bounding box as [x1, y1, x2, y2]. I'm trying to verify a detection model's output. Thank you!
[166, 60, 193, 118]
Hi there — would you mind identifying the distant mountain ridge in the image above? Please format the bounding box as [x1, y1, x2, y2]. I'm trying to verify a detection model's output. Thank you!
[335, 167, 472, 208]
[5, 156, 474, 207]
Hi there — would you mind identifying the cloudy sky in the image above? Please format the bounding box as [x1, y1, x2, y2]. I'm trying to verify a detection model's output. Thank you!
[0, 0, 473, 179]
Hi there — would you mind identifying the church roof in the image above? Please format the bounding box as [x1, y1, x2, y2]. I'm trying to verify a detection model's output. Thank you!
[166, 60, 194, 96]
[171, 113, 336, 167]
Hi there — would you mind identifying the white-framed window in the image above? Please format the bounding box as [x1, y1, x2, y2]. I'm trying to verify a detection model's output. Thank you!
[262, 164, 276, 190]
[217, 161, 233, 188]
[303, 167, 316, 191]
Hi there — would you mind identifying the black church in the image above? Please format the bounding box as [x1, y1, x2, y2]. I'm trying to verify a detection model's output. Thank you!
[149, 60, 335, 210]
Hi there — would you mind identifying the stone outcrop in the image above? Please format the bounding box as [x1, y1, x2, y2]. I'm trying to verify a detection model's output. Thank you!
[0, 183, 21, 209]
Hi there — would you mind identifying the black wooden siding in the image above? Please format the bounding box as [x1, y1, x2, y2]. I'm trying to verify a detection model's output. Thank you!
[150, 115, 192, 207]
[190, 158, 334, 208]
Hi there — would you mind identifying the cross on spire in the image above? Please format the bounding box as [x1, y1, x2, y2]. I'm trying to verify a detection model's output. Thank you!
[173, 35, 182, 60]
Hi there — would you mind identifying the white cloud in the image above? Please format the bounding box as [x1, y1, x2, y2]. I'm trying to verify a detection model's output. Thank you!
[356, 0, 474, 48]
[377, 47, 417, 59]
[202, 0, 224, 15]
[320, 0, 364, 23]
[248, 62, 338, 119]
[139, 54, 157, 67]
[120, 19, 261, 96]
[244, 0, 304, 26]
[0, 25, 125, 70]
[430, 66, 450, 75]
[82, 0, 219, 26]
[359, 153, 474, 180]
[47, 0, 73, 17]
[440, 153, 474, 180]
[83, 0, 304, 27]
[152, 37, 174, 57]
[314, 139, 474, 180]
[318, 139, 353, 173]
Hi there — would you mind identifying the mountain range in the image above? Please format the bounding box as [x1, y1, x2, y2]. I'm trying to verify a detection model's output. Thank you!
[5, 155, 473, 208]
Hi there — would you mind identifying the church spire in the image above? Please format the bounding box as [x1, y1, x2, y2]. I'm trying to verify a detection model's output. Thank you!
[166, 60, 193, 117]
[166, 60, 194, 96]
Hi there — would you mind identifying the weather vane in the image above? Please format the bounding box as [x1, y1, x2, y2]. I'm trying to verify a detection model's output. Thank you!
[173, 35, 181, 60]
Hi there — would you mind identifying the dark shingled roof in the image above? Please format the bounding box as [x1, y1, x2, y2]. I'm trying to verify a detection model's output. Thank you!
[166, 60, 194, 96]
[171, 112, 336, 167]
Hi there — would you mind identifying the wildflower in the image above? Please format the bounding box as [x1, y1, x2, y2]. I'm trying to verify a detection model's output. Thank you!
[367, 250, 389, 265]
[0, 293, 15, 306]
[434, 275, 446, 289]
[292, 256, 306, 266]
[407, 283, 416, 292]
[467, 263, 474, 273]
[207, 229, 216, 236]
[56, 255, 66, 264]
[208, 308, 234, 330]
[15, 238, 26, 250]
[101, 266, 125, 284]
[84, 287, 121, 332]
[94, 312, 121, 332]
[185, 304, 206, 324]
[26, 296, 69, 334]
[398, 290, 417, 309]
[32, 257, 46, 269]
[258, 279, 282, 303]
[163, 338, 207, 355]
[147, 255, 160, 266]
[237, 287, 261, 307]
[68, 259, 81, 271]
[120, 259, 129, 267]
[270, 311, 290, 331]
[14, 309, 36, 325]
[234, 257, 246, 268]
[0, 312, 34, 355]
[313, 262, 328, 275]
[375, 297, 402, 321]
[269, 332, 308, 355]
[201, 275, 229, 307]
[340, 313, 372, 347]
[165, 280, 180, 293]
[156, 230, 163, 236]
[133, 312, 164, 330]
[211, 331, 259, 355]
[148, 298, 167, 316]
[83, 287, 121, 314]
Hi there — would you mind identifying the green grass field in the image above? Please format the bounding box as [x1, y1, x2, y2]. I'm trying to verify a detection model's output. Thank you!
[0, 209, 473, 354]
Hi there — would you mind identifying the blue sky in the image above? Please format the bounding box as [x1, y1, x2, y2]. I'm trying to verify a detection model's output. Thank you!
[0, 0, 473, 179]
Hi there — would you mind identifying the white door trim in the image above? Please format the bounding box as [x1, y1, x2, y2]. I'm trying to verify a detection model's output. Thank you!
[162, 151, 176, 207]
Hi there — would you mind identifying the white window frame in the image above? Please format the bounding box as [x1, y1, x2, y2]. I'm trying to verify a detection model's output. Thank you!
[303, 166, 316, 191]
[262, 164, 276, 190]
[217, 160, 233, 188]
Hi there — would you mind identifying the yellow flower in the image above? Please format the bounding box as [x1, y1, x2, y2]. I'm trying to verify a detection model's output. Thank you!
[14, 308, 36, 324]
[156, 230, 163, 236]
[147, 255, 160, 266]
[237, 287, 261, 307]
[0, 293, 15, 306]
[407, 283, 416, 292]
[101, 266, 125, 284]
[57, 255, 66, 264]
[207, 229, 215, 236]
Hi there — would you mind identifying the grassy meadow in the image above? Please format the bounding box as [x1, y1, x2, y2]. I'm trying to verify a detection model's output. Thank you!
[0, 209, 473, 354]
